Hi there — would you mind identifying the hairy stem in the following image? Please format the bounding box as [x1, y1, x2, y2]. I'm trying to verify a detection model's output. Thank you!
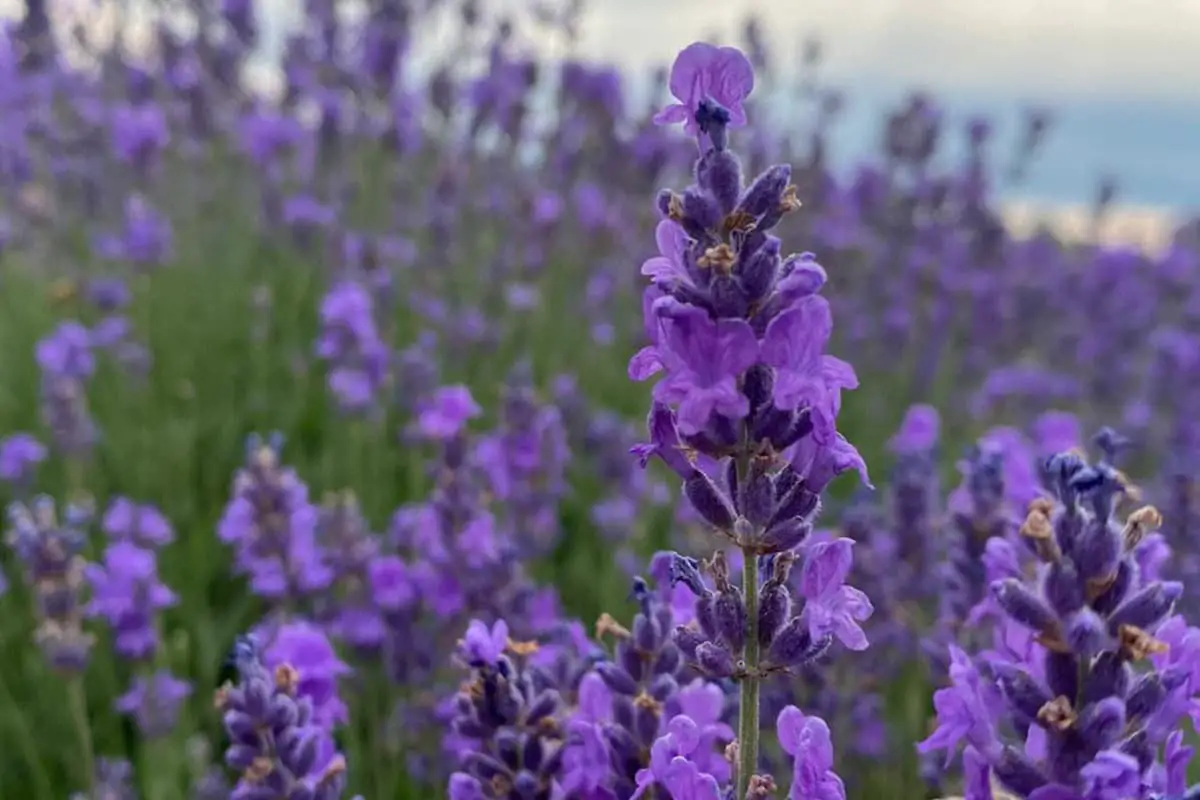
[737, 545, 760, 800]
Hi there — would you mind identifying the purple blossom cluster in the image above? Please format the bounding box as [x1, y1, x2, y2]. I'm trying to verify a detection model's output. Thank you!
[2, 3, 1200, 799]
[921, 439, 1200, 800]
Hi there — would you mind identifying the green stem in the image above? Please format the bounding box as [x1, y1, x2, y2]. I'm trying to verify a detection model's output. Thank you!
[67, 678, 94, 792]
[737, 545, 761, 799]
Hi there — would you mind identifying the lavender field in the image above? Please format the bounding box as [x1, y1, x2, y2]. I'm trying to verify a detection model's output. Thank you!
[2, 2, 1200, 799]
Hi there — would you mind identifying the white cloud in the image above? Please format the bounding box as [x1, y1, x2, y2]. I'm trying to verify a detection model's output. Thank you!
[4, 0, 1196, 102]
[570, 0, 1200, 100]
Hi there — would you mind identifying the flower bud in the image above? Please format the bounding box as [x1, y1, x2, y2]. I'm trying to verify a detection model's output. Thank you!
[769, 617, 831, 668]
[1124, 673, 1165, 722]
[1107, 581, 1183, 634]
[697, 149, 742, 215]
[737, 164, 791, 220]
[595, 663, 638, 696]
[684, 472, 736, 531]
[1077, 697, 1126, 752]
[713, 585, 748, 653]
[757, 582, 791, 648]
[695, 642, 736, 678]
[992, 579, 1058, 635]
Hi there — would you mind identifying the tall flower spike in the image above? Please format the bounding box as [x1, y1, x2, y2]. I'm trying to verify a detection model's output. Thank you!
[922, 431, 1194, 799]
[634, 43, 869, 800]
[218, 434, 333, 604]
[6, 497, 95, 671]
[217, 630, 348, 799]
[447, 619, 569, 800]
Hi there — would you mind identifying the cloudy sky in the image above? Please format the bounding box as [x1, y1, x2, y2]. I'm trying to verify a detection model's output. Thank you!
[4, 0, 1196, 214]
[567, 0, 1200, 212]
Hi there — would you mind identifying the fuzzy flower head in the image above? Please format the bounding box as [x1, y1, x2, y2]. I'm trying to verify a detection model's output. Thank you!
[86, 540, 177, 661]
[218, 434, 333, 601]
[6, 497, 95, 671]
[116, 669, 192, 738]
[417, 385, 482, 440]
[653, 42, 755, 137]
[262, 621, 351, 730]
[0, 433, 46, 485]
[102, 497, 174, 548]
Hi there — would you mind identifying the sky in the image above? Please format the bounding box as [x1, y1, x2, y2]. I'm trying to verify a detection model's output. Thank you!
[3, 0, 1197, 221]
[567, 0, 1200, 214]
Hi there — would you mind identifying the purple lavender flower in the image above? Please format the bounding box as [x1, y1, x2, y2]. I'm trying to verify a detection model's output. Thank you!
[891, 404, 941, 455]
[447, 618, 572, 800]
[799, 538, 873, 651]
[653, 43, 754, 139]
[417, 385, 482, 440]
[6, 497, 94, 671]
[262, 621, 352, 731]
[474, 366, 570, 557]
[777, 705, 846, 800]
[458, 619, 509, 667]
[218, 633, 348, 799]
[70, 758, 137, 800]
[630, 715, 723, 799]
[316, 280, 391, 414]
[86, 540, 177, 660]
[0, 433, 46, 487]
[922, 437, 1193, 798]
[632, 44, 868, 799]
[102, 497, 174, 548]
[37, 323, 98, 456]
[116, 669, 192, 738]
[218, 435, 332, 603]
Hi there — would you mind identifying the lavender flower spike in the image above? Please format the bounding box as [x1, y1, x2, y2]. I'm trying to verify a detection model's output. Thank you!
[922, 433, 1197, 800]
[635, 42, 868, 800]
[217, 632, 349, 799]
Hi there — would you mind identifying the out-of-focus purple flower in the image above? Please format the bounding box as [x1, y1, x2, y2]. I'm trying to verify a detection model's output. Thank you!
[799, 538, 873, 651]
[890, 404, 941, 455]
[918, 646, 1000, 766]
[86, 540, 177, 660]
[367, 555, 415, 612]
[316, 280, 391, 414]
[111, 102, 170, 167]
[1031, 410, 1082, 456]
[457, 619, 508, 667]
[37, 322, 95, 379]
[777, 705, 846, 800]
[93, 195, 173, 266]
[416, 385, 482, 440]
[653, 42, 754, 136]
[85, 277, 131, 312]
[217, 435, 333, 602]
[115, 669, 192, 738]
[6, 497, 95, 671]
[102, 497, 174, 548]
[0, 433, 46, 485]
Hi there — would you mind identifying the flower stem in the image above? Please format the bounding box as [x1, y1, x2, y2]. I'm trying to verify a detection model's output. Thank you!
[737, 544, 760, 800]
[67, 677, 94, 791]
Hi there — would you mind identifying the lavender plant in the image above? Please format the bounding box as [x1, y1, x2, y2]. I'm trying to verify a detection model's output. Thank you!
[920, 436, 1200, 799]
[630, 41, 871, 798]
